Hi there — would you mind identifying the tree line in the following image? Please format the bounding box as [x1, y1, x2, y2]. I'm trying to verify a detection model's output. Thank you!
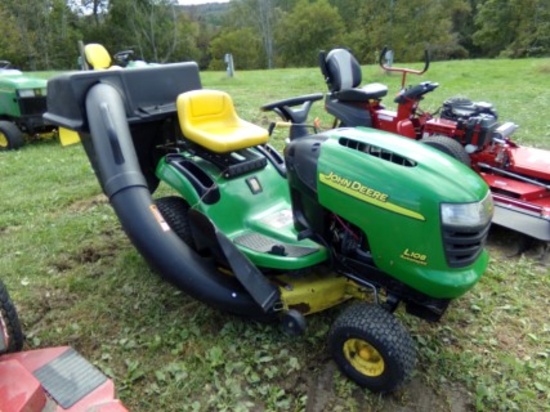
[0, 0, 548, 72]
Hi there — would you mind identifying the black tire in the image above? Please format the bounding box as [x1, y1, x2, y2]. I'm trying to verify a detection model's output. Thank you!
[0, 121, 24, 151]
[421, 134, 471, 166]
[0, 280, 24, 354]
[155, 196, 195, 247]
[328, 303, 416, 393]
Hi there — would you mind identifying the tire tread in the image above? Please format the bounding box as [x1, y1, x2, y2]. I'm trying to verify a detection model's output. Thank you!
[0, 280, 24, 353]
[328, 303, 416, 392]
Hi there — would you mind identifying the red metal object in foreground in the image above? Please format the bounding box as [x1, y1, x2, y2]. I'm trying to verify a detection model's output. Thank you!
[0, 346, 128, 412]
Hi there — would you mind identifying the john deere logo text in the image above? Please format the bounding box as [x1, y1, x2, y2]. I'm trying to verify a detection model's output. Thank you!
[323, 171, 389, 202]
[400, 248, 428, 265]
[319, 172, 425, 221]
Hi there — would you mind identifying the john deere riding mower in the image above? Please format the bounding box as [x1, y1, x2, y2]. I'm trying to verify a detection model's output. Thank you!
[0, 61, 57, 150]
[44, 62, 492, 392]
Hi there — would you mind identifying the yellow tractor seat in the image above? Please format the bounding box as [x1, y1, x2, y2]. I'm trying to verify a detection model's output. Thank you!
[84, 43, 121, 70]
[177, 89, 268, 153]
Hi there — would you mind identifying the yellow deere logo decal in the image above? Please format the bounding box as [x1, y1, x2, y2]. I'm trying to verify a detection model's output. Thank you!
[320, 172, 425, 221]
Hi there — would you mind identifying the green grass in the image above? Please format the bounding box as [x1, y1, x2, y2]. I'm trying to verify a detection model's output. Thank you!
[2, 58, 550, 411]
[201, 58, 550, 149]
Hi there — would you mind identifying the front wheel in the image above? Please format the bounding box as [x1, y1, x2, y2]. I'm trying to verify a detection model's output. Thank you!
[0, 280, 24, 354]
[0, 121, 24, 151]
[421, 134, 471, 166]
[328, 303, 416, 393]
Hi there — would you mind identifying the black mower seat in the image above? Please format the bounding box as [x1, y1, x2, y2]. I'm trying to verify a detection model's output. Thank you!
[177, 89, 269, 153]
[335, 83, 389, 103]
[320, 48, 388, 103]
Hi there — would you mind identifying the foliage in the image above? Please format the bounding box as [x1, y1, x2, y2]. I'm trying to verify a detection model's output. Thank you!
[473, 0, 550, 57]
[0, 5, 22, 65]
[44, 0, 83, 69]
[0, 0, 82, 70]
[208, 28, 264, 70]
[275, 0, 345, 67]
[105, 0, 178, 63]
[340, 0, 470, 63]
[222, 0, 282, 69]
[0, 0, 549, 70]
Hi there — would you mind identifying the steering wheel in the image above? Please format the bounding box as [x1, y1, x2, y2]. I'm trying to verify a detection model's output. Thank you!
[114, 50, 135, 66]
[260, 93, 324, 113]
[260, 93, 324, 140]
[395, 81, 439, 104]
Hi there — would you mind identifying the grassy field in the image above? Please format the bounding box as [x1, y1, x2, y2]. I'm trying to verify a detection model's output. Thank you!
[1, 58, 549, 411]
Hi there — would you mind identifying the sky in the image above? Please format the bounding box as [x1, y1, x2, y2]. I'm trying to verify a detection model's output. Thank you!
[178, 0, 230, 5]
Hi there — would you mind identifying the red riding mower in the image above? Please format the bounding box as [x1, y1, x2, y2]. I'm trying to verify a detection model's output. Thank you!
[319, 47, 550, 244]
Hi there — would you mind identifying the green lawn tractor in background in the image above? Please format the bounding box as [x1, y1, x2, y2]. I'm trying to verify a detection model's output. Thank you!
[0, 61, 58, 151]
[77, 41, 156, 71]
[44, 62, 493, 392]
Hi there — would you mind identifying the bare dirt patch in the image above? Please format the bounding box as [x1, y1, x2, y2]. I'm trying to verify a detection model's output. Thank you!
[305, 360, 474, 412]
[68, 194, 109, 213]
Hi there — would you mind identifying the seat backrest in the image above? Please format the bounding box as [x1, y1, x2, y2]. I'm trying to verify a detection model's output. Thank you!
[84, 43, 113, 70]
[180, 89, 238, 127]
[320, 48, 363, 92]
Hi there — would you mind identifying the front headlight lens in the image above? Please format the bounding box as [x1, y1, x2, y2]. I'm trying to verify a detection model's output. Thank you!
[17, 89, 35, 98]
[441, 192, 493, 228]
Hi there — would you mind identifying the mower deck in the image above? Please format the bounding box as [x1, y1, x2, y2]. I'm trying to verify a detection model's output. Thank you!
[478, 147, 550, 242]
[484, 175, 550, 241]
[508, 145, 550, 181]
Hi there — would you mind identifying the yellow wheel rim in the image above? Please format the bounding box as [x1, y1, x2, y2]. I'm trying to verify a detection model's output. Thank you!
[343, 338, 385, 377]
[0, 132, 7, 148]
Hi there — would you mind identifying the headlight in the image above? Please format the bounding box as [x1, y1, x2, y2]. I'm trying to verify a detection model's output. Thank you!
[17, 89, 35, 98]
[441, 192, 493, 228]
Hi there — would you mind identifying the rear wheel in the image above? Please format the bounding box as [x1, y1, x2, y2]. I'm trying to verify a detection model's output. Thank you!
[0, 121, 24, 151]
[0, 280, 24, 354]
[328, 303, 416, 393]
[421, 134, 471, 166]
[155, 196, 195, 247]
